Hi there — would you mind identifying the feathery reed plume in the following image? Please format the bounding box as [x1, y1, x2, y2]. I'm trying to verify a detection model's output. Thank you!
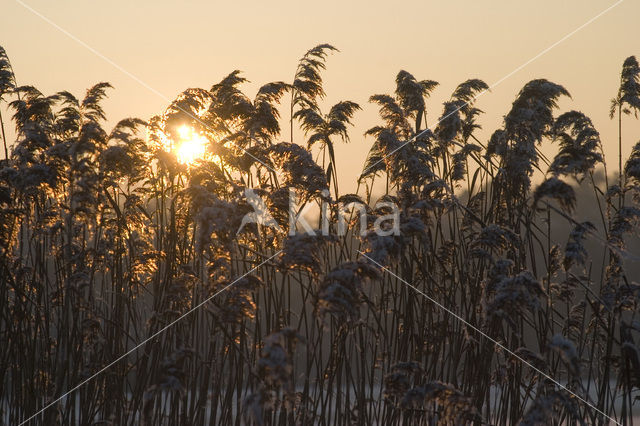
[483, 259, 514, 294]
[485, 271, 546, 330]
[316, 260, 380, 323]
[451, 144, 482, 182]
[565, 301, 586, 339]
[611, 56, 640, 119]
[564, 221, 595, 270]
[533, 176, 576, 214]
[361, 72, 440, 188]
[211, 71, 290, 148]
[295, 99, 360, 195]
[609, 206, 640, 251]
[434, 79, 487, 152]
[625, 141, 640, 203]
[290, 44, 337, 142]
[512, 347, 547, 371]
[383, 362, 422, 402]
[218, 275, 263, 324]
[611, 56, 640, 201]
[0, 46, 15, 98]
[269, 142, 329, 196]
[626, 140, 640, 180]
[471, 224, 519, 255]
[399, 382, 478, 423]
[520, 390, 585, 426]
[279, 233, 334, 276]
[489, 79, 569, 200]
[194, 195, 244, 253]
[367, 94, 412, 140]
[257, 328, 304, 394]
[434, 101, 462, 150]
[549, 334, 580, 376]
[142, 348, 193, 425]
[0, 46, 16, 159]
[361, 231, 401, 265]
[550, 111, 603, 180]
[395, 70, 438, 132]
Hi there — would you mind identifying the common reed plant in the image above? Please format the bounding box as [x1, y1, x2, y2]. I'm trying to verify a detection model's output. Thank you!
[1, 44, 640, 425]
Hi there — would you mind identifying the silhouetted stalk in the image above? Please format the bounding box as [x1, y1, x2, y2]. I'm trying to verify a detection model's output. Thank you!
[619, 106, 623, 210]
[0, 110, 8, 159]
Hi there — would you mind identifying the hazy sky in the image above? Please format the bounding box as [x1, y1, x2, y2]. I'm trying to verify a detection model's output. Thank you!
[2, 0, 640, 193]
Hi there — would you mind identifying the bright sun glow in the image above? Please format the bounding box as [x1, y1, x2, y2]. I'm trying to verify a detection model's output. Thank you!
[175, 125, 208, 164]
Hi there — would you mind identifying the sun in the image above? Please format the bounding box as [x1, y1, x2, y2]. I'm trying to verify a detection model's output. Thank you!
[175, 125, 208, 164]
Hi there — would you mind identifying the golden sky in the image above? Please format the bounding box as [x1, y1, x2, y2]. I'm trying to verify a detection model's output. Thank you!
[2, 0, 640, 193]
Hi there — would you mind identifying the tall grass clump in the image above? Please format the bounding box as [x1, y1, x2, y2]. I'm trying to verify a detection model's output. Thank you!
[1, 44, 640, 425]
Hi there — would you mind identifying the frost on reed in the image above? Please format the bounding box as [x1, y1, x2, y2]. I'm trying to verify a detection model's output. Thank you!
[279, 233, 334, 276]
[549, 334, 580, 377]
[533, 177, 576, 214]
[383, 362, 478, 424]
[269, 142, 329, 196]
[244, 328, 305, 426]
[520, 389, 584, 426]
[316, 260, 380, 323]
[550, 111, 603, 180]
[484, 271, 546, 330]
[564, 221, 595, 270]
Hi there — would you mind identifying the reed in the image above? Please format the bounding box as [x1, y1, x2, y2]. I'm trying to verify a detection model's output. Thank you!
[1, 44, 640, 425]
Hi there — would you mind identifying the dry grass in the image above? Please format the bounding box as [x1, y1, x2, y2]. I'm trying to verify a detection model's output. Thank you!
[1, 44, 640, 425]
